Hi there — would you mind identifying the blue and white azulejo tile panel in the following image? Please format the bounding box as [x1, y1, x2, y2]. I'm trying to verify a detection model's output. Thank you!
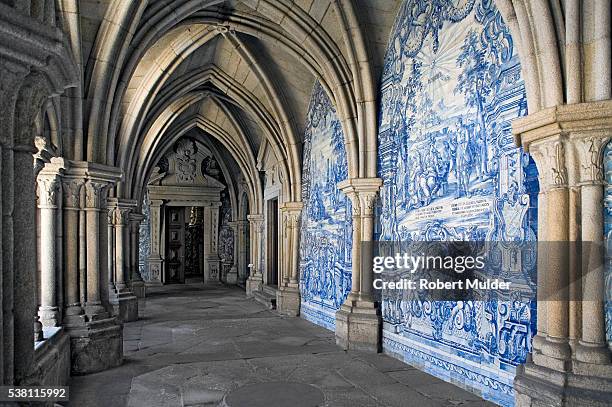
[376, 1, 539, 405]
[603, 142, 612, 346]
[299, 81, 352, 331]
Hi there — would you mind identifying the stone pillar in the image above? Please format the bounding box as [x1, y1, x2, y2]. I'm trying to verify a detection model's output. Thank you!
[65, 162, 123, 375]
[203, 203, 222, 283]
[246, 214, 264, 296]
[235, 220, 249, 284]
[36, 167, 63, 327]
[335, 178, 382, 352]
[147, 199, 164, 286]
[107, 208, 115, 299]
[78, 201, 87, 307]
[277, 202, 302, 316]
[129, 213, 146, 298]
[61, 177, 86, 326]
[226, 221, 239, 284]
[107, 199, 138, 322]
[84, 180, 110, 319]
[513, 101, 612, 407]
[12, 140, 39, 383]
[574, 135, 610, 365]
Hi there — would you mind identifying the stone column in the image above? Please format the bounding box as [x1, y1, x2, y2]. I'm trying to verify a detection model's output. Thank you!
[147, 199, 164, 285]
[533, 140, 571, 365]
[78, 200, 87, 306]
[289, 208, 301, 286]
[246, 214, 264, 296]
[129, 213, 146, 297]
[61, 177, 86, 326]
[59, 162, 123, 375]
[226, 221, 239, 284]
[203, 203, 222, 283]
[574, 135, 611, 365]
[235, 220, 249, 284]
[513, 101, 612, 407]
[36, 169, 62, 327]
[114, 207, 130, 292]
[107, 208, 115, 296]
[277, 202, 302, 316]
[279, 209, 290, 287]
[107, 199, 138, 322]
[335, 178, 383, 352]
[84, 180, 110, 318]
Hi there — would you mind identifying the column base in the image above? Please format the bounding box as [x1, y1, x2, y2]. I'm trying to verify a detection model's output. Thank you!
[575, 341, 611, 365]
[38, 306, 60, 327]
[276, 286, 300, 316]
[67, 317, 123, 375]
[130, 280, 146, 298]
[84, 302, 110, 320]
[110, 291, 139, 322]
[226, 267, 238, 285]
[246, 275, 263, 297]
[514, 358, 612, 407]
[335, 297, 381, 352]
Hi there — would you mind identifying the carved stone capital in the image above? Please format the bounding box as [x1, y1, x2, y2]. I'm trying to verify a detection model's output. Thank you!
[114, 207, 131, 226]
[514, 100, 612, 190]
[358, 191, 378, 217]
[247, 214, 264, 233]
[529, 138, 568, 191]
[37, 175, 61, 208]
[84, 181, 110, 209]
[338, 178, 382, 217]
[107, 208, 115, 225]
[61, 178, 84, 209]
[571, 134, 611, 185]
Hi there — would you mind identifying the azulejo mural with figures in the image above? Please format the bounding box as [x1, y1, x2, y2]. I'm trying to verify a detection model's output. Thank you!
[299, 81, 352, 331]
[376, 1, 539, 405]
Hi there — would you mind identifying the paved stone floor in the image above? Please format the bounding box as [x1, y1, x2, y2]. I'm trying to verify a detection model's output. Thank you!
[67, 280, 494, 406]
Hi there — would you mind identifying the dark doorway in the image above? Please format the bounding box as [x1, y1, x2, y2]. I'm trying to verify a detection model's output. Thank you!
[267, 198, 279, 286]
[165, 207, 185, 283]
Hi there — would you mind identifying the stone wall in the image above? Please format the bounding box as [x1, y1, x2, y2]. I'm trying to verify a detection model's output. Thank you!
[31, 328, 70, 386]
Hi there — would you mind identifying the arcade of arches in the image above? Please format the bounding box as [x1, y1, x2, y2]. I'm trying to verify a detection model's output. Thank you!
[0, 0, 611, 406]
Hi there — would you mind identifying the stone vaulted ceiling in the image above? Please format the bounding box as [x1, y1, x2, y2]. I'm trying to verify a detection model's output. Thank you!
[78, 0, 404, 209]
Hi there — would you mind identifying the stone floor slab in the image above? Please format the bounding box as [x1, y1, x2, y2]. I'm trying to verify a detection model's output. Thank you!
[66, 280, 495, 407]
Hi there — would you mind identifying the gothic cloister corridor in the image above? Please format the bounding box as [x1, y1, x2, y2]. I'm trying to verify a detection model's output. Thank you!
[67, 279, 492, 407]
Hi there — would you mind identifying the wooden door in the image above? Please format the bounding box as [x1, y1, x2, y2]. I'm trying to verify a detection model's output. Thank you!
[165, 207, 185, 283]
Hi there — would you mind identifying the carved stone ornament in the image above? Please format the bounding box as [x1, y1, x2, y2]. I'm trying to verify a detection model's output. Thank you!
[576, 135, 611, 184]
[359, 191, 378, 216]
[175, 138, 197, 184]
[530, 140, 568, 191]
[37, 176, 61, 208]
[85, 181, 108, 209]
[62, 179, 83, 209]
[114, 208, 131, 226]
